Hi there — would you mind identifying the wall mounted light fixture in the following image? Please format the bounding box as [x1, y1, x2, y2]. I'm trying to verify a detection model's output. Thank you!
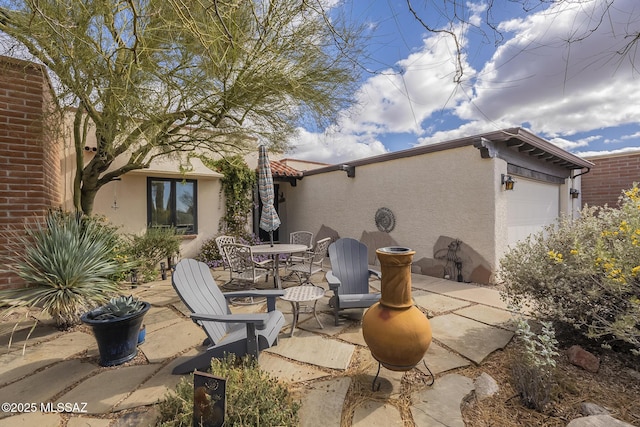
[501, 174, 515, 190]
[569, 188, 580, 199]
[339, 164, 356, 178]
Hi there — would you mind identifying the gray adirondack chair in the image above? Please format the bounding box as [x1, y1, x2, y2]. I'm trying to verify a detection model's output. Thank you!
[326, 238, 381, 325]
[171, 259, 285, 374]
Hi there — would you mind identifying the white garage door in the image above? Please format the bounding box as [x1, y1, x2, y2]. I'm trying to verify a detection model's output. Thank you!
[507, 177, 560, 247]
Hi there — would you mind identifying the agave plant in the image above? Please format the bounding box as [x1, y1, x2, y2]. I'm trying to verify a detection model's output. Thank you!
[90, 295, 144, 320]
[0, 210, 132, 329]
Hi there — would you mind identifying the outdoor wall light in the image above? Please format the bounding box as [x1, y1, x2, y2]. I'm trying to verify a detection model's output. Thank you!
[339, 164, 356, 178]
[501, 174, 515, 190]
[570, 188, 580, 199]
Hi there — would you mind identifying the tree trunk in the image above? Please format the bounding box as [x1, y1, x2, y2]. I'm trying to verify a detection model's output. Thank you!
[81, 186, 98, 215]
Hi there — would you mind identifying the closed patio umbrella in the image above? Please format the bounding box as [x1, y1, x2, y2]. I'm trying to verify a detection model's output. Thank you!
[258, 145, 281, 246]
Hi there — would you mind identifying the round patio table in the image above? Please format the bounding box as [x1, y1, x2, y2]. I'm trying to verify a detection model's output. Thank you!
[280, 285, 325, 337]
[250, 243, 309, 289]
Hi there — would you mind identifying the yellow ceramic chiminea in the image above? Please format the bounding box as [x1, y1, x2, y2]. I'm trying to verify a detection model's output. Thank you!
[362, 246, 432, 371]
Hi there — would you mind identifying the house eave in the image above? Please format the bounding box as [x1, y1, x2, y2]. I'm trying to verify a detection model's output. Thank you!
[302, 127, 594, 178]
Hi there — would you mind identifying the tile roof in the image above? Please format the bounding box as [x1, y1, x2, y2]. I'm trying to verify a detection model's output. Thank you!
[269, 160, 303, 178]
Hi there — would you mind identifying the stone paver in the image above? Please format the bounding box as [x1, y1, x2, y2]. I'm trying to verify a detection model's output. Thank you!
[58, 364, 158, 414]
[115, 349, 200, 410]
[140, 319, 206, 363]
[413, 291, 472, 314]
[0, 359, 97, 416]
[0, 331, 95, 385]
[0, 321, 60, 352]
[299, 312, 352, 337]
[412, 280, 509, 309]
[259, 352, 330, 383]
[135, 291, 180, 307]
[298, 377, 351, 427]
[142, 307, 183, 333]
[0, 273, 543, 426]
[352, 401, 403, 426]
[418, 342, 471, 375]
[337, 327, 367, 347]
[0, 412, 61, 427]
[66, 416, 113, 427]
[454, 304, 516, 330]
[430, 313, 514, 364]
[411, 373, 474, 427]
[265, 330, 355, 370]
[355, 348, 405, 397]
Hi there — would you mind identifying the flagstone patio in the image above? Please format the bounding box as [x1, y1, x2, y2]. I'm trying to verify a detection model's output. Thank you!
[0, 268, 516, 426]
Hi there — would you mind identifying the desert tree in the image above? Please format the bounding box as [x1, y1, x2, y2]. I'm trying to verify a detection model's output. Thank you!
[0, 0, 364, 214]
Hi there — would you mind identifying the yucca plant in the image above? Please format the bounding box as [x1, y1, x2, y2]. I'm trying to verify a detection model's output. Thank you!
[0, 210, 132, 329]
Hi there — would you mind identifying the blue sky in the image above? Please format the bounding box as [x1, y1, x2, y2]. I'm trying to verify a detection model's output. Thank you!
[288, 0, 640, 164]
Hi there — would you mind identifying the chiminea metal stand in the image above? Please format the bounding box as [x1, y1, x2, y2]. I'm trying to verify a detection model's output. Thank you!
[371, 360, 435, 391]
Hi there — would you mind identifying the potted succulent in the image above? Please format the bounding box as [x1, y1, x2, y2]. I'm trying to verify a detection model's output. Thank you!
[81, 295, 150, 366]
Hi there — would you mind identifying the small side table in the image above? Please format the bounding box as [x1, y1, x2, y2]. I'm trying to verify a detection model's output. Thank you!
[281, 285, 325, 337]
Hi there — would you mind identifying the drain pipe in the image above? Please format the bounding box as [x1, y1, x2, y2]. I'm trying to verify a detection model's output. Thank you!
[570, 167, 591, 219]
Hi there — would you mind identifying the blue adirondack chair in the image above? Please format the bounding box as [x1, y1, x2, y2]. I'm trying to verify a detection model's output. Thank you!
[326, 238, 381, 326]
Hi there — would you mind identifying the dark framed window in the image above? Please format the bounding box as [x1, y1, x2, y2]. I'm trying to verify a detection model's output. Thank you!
[147, 178, 197, 234]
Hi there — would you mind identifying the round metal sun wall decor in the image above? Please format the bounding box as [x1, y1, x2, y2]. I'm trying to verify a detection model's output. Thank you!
[375, 207, 396, 233]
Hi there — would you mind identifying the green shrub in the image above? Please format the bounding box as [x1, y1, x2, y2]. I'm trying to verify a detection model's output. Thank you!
[511, 317, 559, 411]
[500, 185, 640, 353]
[157, 354, 300, 427]
[199, 155, 256, 237]
[124, 227, 181, 282]
[0, 210, 131, 328]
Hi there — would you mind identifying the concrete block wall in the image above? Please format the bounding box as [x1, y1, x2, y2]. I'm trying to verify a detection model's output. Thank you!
[581, 152, 640, 208]
[0, 56, 61, 290]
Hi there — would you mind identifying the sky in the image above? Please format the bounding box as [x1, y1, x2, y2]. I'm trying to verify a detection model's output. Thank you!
[287, 0, 640, 165]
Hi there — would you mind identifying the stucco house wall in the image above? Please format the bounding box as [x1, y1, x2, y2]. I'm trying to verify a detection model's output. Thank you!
[580, 151, 640, 207]
[58, 117, 226, 259]
[280, 129, 591, 284]
[284, 146, 500, 265]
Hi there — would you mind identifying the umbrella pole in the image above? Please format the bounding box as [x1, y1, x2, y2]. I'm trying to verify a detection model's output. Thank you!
[270, 231, 274, 247]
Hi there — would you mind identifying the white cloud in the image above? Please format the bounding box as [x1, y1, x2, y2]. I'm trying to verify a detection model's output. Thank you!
[576, 146, 640, 158]
[289, 0, 640, 163]
[288, 13, 475, 162]
[458, 0, 640, 139]
[287, 127, 388, 164]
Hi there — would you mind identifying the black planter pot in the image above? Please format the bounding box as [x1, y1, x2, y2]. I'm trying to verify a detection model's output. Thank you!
[81, 302, 150, 367]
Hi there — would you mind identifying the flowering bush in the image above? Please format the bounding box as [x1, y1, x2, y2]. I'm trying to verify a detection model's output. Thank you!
[500, 185, 640, 354]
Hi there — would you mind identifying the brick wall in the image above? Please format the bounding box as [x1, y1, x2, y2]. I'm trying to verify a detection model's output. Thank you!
[581, 152, 640, 208]
[0, 56, 61, 290]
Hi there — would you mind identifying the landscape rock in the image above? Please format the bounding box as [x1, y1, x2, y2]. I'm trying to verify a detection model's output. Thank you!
[580, 402, 610, 416]
[567, 345, 600, 373]
[473, 372, 499, 401]
[566, 414, 635, 427]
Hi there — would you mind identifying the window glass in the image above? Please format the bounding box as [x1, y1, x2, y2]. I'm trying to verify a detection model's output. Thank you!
[150, 180, 172, 227]
[148, 178, 197, 234]
[175, 181, 195, 233]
